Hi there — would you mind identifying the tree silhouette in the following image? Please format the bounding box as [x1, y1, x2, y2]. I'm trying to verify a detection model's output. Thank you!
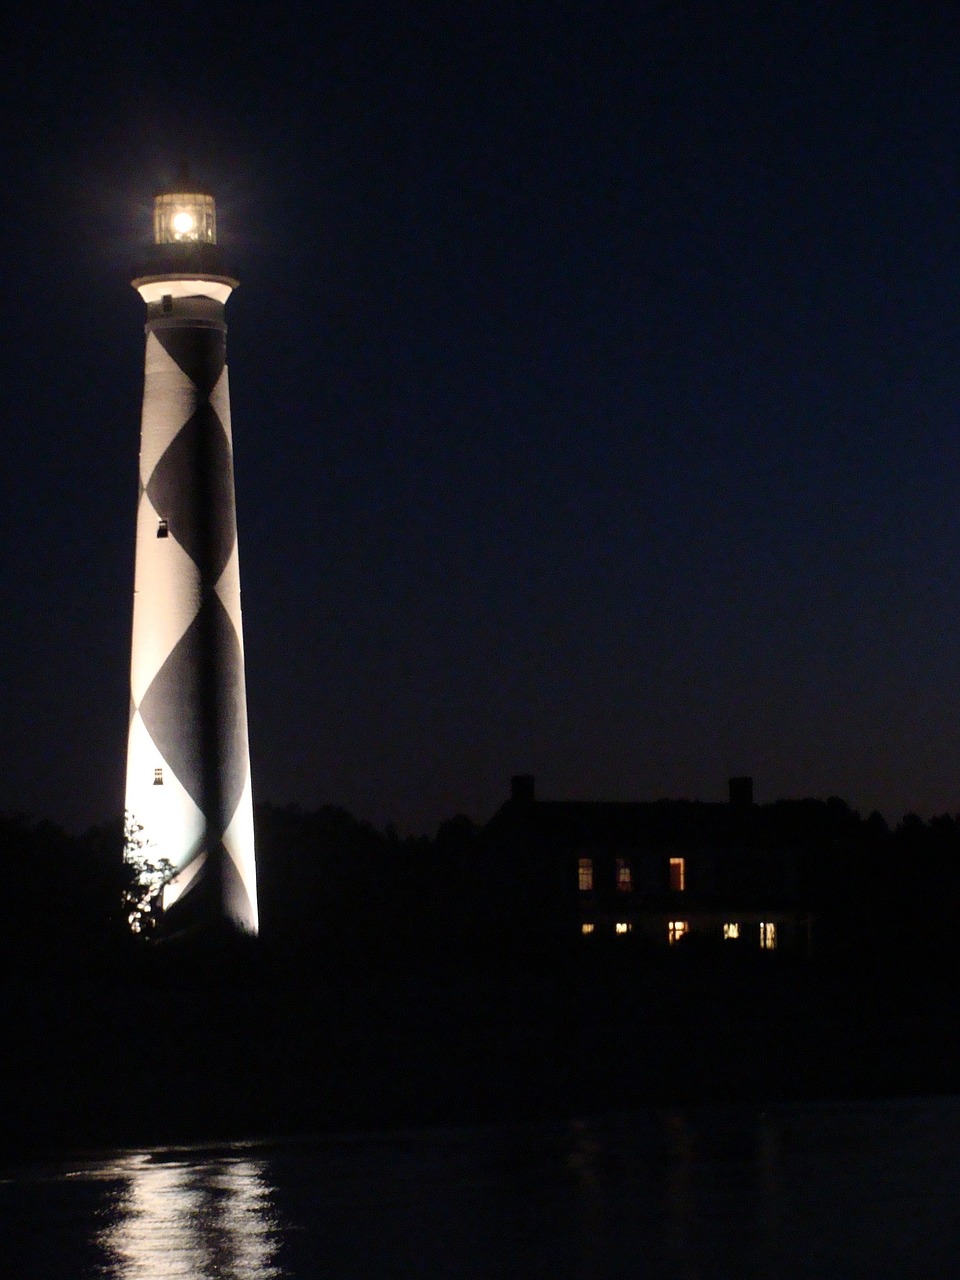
[122, 812, 175, 935]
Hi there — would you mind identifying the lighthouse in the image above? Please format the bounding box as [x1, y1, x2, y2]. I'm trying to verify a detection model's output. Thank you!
[123, 183, 258, 935]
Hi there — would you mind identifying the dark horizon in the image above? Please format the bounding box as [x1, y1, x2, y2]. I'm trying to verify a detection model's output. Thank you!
[4, 4, 960, 836]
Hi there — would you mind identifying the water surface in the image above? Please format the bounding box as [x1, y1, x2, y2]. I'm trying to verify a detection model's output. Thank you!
[4, 1097, 960, 1277]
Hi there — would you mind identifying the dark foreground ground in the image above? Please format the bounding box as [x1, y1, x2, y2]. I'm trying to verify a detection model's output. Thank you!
[3, 940, 960, 1164]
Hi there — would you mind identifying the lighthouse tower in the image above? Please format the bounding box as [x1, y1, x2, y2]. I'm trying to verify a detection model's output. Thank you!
[124, 183, 258, 935]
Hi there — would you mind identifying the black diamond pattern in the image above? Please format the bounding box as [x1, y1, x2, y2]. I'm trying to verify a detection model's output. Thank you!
[153, 323, 226, 397]
[145, 401, 237, 584]
[138, 591, 247, 831]
[163, 841, 254, 934]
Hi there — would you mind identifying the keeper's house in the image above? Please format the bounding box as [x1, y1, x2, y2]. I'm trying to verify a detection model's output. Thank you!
[483, 775, 814, 954]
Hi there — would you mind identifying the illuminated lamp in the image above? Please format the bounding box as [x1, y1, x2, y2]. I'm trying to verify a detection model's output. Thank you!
[153, 190, 217, 244]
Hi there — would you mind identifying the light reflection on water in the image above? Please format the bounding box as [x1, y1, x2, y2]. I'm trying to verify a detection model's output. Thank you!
[7, 1099, 960, 1276]
[95, 1153, 283, 1279]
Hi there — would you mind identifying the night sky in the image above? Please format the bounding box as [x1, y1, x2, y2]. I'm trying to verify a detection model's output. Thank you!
[3, 2, 960, 834]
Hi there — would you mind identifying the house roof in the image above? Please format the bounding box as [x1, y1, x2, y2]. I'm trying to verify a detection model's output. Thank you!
[486, 793, 866, 852]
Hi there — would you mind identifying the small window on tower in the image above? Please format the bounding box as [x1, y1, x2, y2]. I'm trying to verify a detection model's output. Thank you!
[157, 519, 169, 538]
[669, 857, 686, 892]
[616, 857, 632, 893]
[578, 858, 594, 892]
[153, 768, 163, 785]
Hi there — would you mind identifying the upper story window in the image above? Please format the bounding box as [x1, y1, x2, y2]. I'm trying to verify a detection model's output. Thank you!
[668, 920, 688, 946]
[578, 857, 594, 892]
[157, 519, 169, 538]
[723, 922, 740, 940]
[669, 856, 686, 892]
[760, 922, 777, 950]
[615, 858, 632, 893]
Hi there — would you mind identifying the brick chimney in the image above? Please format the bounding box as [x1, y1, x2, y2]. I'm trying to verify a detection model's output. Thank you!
[728, 776, 754, 808]
[511, 774, 536, 805]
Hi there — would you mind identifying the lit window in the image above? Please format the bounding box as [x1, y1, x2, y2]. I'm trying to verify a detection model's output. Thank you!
[668, 920, 688, 945]
[723, 922, 740, 940]
[153, 767, 163, 785]
[760, 922, 777, 950]
[578, 858, 594, 891]
[615, 921, 632, 935]
[157, 519, 169, 538]
[581, 922, 595, 936]
[616, 857, 632, 893]
[669, 857, 685, 892]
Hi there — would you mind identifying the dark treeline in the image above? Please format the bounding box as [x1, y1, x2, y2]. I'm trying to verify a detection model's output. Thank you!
[254, 796, 960, 972]
[5, 798, 960, 972]
[6, 799, 960, 1158]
